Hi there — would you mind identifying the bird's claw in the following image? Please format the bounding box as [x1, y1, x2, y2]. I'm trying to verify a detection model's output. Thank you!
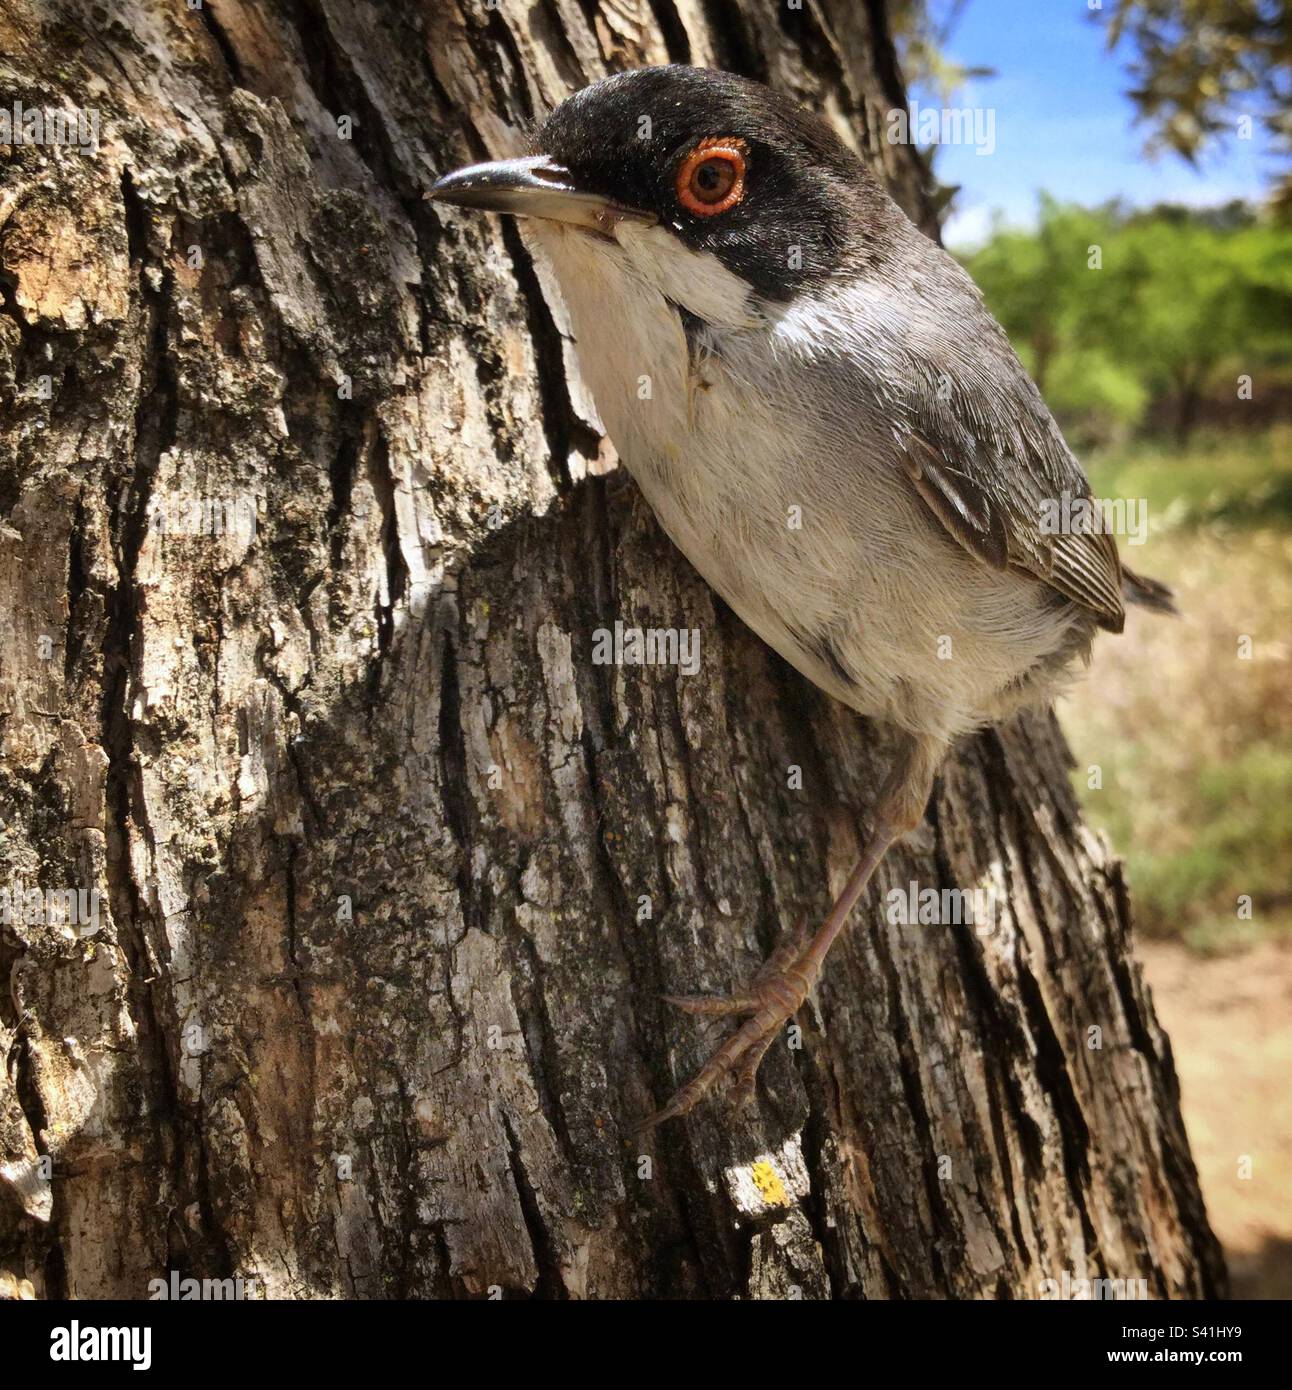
[637, 927, 818, 1132]
[659, 989, 763, 1016]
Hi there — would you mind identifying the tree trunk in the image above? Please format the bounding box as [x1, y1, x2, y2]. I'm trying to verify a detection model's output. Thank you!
[0, 0, 1224, 1300]
[1174, 371, 1202, 447]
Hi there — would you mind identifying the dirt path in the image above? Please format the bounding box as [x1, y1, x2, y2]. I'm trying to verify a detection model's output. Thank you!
[1139, 937, 1292, 1299]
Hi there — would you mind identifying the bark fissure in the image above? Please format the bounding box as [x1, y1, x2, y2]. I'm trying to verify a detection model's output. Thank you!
[499, 220, 576, 495]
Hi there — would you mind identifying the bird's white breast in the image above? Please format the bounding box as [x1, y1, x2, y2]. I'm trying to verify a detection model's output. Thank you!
[529, 221, 1085, 741]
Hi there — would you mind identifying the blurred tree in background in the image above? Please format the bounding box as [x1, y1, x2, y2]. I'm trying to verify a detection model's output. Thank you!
[961, 201, 1292, 443]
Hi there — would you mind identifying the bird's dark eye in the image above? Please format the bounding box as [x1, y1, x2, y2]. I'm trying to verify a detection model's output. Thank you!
[676, 139, 747, 216]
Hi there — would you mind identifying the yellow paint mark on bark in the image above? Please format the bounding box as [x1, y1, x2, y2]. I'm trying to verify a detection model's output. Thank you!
[723, 1135, 811, 1218]
[750, 1160, 789, 1207]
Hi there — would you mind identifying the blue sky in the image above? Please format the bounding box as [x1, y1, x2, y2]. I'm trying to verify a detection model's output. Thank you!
[910, 0, 1279, 249]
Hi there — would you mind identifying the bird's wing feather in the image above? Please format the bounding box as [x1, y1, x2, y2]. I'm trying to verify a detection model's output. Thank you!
[898, 417, 1125, 632]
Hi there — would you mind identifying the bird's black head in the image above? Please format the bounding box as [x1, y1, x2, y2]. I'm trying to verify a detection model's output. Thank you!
[432, 66, 896, 303]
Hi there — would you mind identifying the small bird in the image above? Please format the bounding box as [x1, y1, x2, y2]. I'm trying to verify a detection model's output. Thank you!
[430, 65, 1174, 1130]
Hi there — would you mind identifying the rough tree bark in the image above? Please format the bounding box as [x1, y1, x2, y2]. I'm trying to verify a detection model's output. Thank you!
[0, 0, 1224, 1299]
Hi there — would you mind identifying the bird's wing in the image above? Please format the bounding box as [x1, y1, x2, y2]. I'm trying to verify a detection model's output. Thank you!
[869, 267, 1126, 633]
[898, 410, 1125, 632]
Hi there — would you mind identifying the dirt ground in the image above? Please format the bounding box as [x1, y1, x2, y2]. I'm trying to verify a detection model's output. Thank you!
[1138, 937, 1292, 1299]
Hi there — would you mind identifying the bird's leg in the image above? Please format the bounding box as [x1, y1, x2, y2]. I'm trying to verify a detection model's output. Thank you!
[637, 732, 943, 1132]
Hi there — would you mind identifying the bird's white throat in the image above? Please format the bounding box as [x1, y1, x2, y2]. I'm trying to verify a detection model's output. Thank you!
[532, 219, 760, 346]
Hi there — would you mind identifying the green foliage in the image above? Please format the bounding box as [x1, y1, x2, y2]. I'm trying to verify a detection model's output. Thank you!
[1045, 349, 1150, 435]
[1086, 425, 1292, 528]
[961, 200, 1292, 443]
[1094, 741, 1292, 947]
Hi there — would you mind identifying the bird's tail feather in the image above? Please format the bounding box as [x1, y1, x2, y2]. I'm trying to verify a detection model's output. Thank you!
[1121, 565, 1178, 617]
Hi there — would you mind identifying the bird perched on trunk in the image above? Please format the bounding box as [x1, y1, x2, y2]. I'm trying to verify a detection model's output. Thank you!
[429, 65, 1175, 1131]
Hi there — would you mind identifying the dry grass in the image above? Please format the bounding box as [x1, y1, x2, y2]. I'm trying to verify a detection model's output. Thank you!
[1061, 431, 1292, 948]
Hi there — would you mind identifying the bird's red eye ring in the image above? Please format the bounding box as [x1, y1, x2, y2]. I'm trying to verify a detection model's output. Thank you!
[675, 138, 748, 216]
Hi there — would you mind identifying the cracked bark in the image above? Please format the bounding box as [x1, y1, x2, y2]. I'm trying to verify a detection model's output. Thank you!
[0, 0, 1224, 1300]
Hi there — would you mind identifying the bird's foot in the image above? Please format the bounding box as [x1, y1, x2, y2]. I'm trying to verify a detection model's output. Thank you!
[637, 923, 818, 1133]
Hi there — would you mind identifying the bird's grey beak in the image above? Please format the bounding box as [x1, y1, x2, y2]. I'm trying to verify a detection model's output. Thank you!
[426, 154, 655, 233]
